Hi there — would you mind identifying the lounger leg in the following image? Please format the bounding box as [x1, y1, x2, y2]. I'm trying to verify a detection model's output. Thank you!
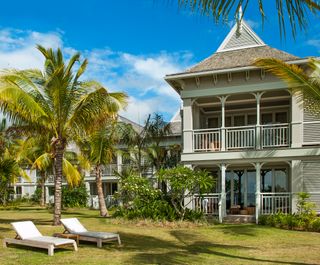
[3, 240, 7, 248]
[117, 235, 121, 245]
[97, 239, 102, 248]
[73, 241, 78, 251]
[48, 245, 54, 256]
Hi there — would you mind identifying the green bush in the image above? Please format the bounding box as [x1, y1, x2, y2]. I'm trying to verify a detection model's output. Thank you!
[31, 187, 42, 203]
[259, 193, 319, 232]
[62, 184, 88, 208]
[114, 171, 206, 221]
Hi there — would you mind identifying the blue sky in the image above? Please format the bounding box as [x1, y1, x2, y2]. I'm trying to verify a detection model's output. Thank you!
[0, 0, 319, 123]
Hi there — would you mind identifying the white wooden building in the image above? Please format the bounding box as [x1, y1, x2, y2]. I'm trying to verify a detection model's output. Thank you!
[165, 20, 320, 223]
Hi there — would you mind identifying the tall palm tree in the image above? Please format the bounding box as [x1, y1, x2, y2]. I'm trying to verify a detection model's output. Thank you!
[0, 45, 127, 225]
[177, 0, 320, 38]
[78, 120, 123, 217]
[255, 58, 320, 115]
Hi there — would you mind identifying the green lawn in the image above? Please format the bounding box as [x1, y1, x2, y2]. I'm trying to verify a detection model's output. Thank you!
[0, 206, 319, 265]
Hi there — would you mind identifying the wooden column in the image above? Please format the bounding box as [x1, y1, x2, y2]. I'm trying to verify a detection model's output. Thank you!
[255, 162, 261, 224]
[219, 163, 227, 223]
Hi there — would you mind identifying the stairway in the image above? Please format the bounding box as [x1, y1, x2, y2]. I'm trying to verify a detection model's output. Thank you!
[223, 215, 256, 224]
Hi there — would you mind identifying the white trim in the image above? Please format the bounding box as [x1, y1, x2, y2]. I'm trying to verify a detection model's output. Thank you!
[217, 20, 265, 53]
[164, 59, 309, 81]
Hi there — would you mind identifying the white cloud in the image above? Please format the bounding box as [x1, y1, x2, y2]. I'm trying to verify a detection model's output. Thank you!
[307, 39, 320, 51]
[0, 28, 191, 124]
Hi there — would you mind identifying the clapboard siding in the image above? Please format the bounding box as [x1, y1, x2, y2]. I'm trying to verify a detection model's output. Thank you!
[303, 109, 320, 143]
[224, 28, 259, 50]
[303, 161, 320, 211]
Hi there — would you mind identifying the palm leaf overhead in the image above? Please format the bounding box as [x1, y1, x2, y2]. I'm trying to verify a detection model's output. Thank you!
[255, 58, 320, 116]
[0, 45, 127, 225]
[177, 0, 320, 38]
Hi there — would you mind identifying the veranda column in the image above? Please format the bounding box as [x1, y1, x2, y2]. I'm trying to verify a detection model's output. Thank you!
[291, 90, 303, 147]
[184, 164, 193, 210]
[45, 186, 49, 204]
[117, 153, 122, 174]
[254, 92, 263, 149]
[183, 99, 193, 153]
[255, 162, 261, 224]
[291, 160, 303, 213]
[219, 163, 227, 223]
[219, 96, 227, 151]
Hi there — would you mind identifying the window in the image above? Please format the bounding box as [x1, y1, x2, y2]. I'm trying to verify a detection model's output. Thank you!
[225, 116, 232, 127]
[274, 169, 288, 192]
[261, 169, 272, 192]
[275, 112, 288, 123]
[234, 115, 245, 126]
[262, 113, 273, 125]
[90, 183, 97, 195]
[207, 117, 219, 128]
[16, 186, 22, 195]
[247, 114, 257, 125]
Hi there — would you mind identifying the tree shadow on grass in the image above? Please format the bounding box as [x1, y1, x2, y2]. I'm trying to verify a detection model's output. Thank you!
[0, 218, 52, 226]
[119, 231, 315, 265]
[215, 224, 263, 237]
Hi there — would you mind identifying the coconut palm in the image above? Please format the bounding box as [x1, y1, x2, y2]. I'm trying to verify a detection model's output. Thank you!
[78, 120, 123, 217]
[177, 0, 320, 38]
[255, 58, 320, 116]
[0, 45, 127, 225]
[14, 136, 81, 206]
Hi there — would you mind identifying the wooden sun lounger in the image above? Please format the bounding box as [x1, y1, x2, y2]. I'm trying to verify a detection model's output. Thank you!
[61, 218, 121, 248]
[3, 221, 78, 256]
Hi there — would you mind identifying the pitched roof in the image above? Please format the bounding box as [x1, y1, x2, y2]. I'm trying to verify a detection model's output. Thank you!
[118, 115, 143, 133]
[187, 45, 299, 74]
[167, 20, 299, 77]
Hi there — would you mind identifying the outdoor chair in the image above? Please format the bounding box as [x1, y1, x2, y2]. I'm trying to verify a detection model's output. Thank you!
[60, 218, 121, 248]
[3, 221, 78, 256]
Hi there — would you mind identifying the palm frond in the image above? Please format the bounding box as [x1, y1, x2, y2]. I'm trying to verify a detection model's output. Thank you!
[62, 158, 81, 186]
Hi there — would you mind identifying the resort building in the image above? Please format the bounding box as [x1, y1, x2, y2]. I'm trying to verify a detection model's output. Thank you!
[165, 20, 320, 223]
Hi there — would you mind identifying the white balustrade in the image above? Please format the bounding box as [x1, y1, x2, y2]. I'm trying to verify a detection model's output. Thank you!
[193, 193, 220, 215]
[226, 126, 255, 149]
[192, 124, 291, 152]
[193, 129, 221, 152]
[260, 193, 291, 215]
[261, 124, 290, 148]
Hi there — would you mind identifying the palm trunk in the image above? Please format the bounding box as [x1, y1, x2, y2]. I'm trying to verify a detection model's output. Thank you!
[53, 141, 64, 226]
[40, 172, 45, 207]
[96, 164, 109, 217]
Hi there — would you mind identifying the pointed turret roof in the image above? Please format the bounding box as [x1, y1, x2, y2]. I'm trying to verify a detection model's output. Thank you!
[166, 20, 300, 77]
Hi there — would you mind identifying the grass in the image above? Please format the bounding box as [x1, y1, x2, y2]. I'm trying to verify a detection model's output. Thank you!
[0, 206, 320, 265]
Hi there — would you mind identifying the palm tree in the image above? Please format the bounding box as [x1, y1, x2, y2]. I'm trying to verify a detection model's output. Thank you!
[177, 0, 320, 38]
[255, 58, 320, 115]
[78, 120, 123, 217]
[0, 45, 127, 225]
[15, 136, 81, 206]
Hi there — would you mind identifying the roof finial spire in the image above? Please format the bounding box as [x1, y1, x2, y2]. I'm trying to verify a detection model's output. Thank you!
[236, 5, 243, 35]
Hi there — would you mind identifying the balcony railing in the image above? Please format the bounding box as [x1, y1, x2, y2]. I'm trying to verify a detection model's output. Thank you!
[193, 193, 220, 215]
[193, 129, 220, 152]
[226, 126, 255, 149]
[262, 123, 290, 148]
[192, 124, 290, 152]
[260, 192, 291, 215]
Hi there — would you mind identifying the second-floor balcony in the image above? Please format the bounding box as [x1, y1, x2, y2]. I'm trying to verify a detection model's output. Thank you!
[193, 123, 290, 152]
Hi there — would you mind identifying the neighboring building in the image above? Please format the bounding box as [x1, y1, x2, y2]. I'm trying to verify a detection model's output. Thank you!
[165, 19, 320, 223]
[12, 114, 181, 208]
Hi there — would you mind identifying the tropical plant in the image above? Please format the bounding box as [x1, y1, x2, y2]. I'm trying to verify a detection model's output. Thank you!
[78, 120, 124, 217]
[0, 45, 127, 225]
[157, 166, 215, 219]
[255, 58, 320, 117]
[0, 152, 29, 205]
[177, 0, 320, 38]
[14, 136, 81, 207]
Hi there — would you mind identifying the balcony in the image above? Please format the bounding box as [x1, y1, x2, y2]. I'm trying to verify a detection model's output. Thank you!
[193, 123, 290, 152]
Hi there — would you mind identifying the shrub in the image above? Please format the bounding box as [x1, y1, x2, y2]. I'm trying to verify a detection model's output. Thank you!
[259, 192, 319, 232]
[62, 184, 88, 208]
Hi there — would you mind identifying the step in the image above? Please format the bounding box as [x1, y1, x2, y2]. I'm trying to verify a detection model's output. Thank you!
[223, 214, 256, 224]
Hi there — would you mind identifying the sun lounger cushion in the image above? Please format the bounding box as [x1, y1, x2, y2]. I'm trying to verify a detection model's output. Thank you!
[75, 231, 119, 240]
[25, 236, 75, 246]
[60, 218, 87, 233]
[12, 221, 42, 240]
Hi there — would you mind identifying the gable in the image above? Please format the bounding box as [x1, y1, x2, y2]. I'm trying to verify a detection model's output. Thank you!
[217, 21, 265, 52]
